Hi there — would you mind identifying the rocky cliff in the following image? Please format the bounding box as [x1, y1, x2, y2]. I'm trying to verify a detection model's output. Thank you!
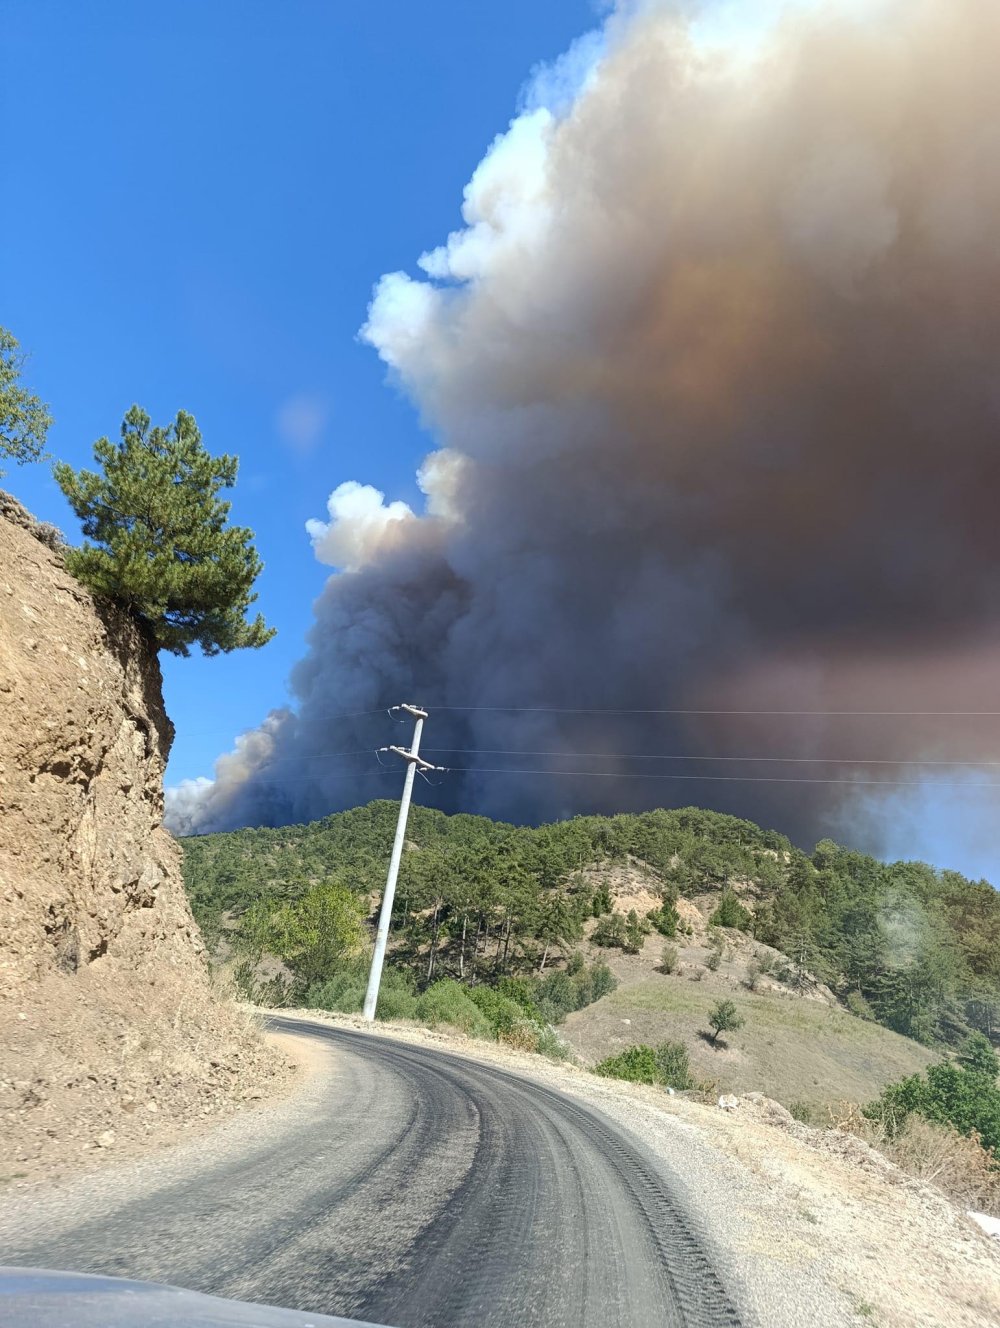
[0, 492, 287, 1179]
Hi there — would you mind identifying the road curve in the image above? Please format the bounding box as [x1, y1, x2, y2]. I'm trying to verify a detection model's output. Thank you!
[3, 1018, 742, 1328]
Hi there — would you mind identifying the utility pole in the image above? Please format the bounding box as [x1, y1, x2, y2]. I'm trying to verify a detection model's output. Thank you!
[362, 704, 444, 1021]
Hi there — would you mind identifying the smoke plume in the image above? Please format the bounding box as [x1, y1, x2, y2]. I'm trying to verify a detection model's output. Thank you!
[167, 0, 1000, 875]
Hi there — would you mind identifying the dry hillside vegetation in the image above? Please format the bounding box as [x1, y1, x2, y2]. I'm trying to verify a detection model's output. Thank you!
[583, 854, 664, 918]
[564, 866, 936, 1108]
[0, 492, 289, 1183]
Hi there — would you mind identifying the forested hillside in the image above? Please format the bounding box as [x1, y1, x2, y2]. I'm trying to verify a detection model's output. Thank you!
[181, 801, 1000, 1049]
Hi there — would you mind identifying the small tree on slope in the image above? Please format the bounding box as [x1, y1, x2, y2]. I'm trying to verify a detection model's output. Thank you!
[708, 998, 745, 1045]
[709, 889, 751, 931]
[55, 405, 275, 655]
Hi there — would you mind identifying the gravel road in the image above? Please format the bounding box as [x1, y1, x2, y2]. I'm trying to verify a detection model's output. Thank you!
[1, 1018, 742, 1328]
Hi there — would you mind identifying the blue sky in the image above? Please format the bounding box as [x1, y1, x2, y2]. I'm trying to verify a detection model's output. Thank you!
[1, 0, 598, 783]
[6, 1, 993, 883]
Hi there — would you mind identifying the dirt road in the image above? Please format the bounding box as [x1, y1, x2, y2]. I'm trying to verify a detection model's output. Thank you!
[1, 1018, 746, 1326]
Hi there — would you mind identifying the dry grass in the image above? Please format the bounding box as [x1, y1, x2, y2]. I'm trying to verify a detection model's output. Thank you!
[498, 1025, 540, 1053]
[562, 881, 934, 1109]
[564, 960, 934, 1108]
[832, 1103, 1000, 1215]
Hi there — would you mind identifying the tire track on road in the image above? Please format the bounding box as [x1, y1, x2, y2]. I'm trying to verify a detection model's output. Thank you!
[2, 1019, 742, 1328]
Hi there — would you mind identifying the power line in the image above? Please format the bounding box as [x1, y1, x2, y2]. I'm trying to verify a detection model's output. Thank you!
[190, 761, 1000, 791]
[423, 748, 1000, 767]
[428, 705, 1000, 717]
[171, 703, 1000, 740]
[192, 746, 1000, 773]
[443, 766, 1000, 789]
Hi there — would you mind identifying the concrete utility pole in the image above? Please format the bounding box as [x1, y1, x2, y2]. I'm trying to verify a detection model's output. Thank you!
[362, 705, 444, 1021]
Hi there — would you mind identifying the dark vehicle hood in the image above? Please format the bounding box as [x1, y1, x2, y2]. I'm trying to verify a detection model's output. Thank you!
[0, 1268, 391, 1327]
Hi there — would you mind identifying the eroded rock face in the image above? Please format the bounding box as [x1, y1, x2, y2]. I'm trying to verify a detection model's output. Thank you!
[0, 492, 287, 1179]
[0, 491, 197, 993]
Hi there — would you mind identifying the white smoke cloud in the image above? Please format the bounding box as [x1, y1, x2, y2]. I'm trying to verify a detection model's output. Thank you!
[416, 107, 555, 284]
[164, 776, 215, 838]
[306, 481, 414, 571]
[167, 0, 1000, 883]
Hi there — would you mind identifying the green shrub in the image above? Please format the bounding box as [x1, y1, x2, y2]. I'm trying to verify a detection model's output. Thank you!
[535, 1025, 571, 1061]
[865, 1061, 1000, 1155]
[566, 951, 585, 976]
[595, 1045, 661, 1085]
[596, 1040, 693, 1090]
[305, 967, 367, 1013]
[497, 975, 543, 1020]
[374, 983, 419, 1020]
[415, 980, 492, 1037]
[654, 1040, 693, 1089]
[535, 970, 575, 1021]
[623, 908, 651, 954]
[958, 1032, 1000, 1079]
[845, 990, 874, 1021]
[467, 986, 528, 1037]
[535, 961, 617, 1023]
[705, 949, 722, 972]
[589, 962, 618, 1002]
[305, 962, 417, 1020]
[709, 889, 751, 931]
[592, 914, 627, 948]
[660, 943, 679, 974]
[789, 1100, 818, 1125]
[591, 887, 613, 917]
[647, 904, 679, 937]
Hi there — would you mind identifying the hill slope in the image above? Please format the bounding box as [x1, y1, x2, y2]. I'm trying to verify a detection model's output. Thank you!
[563, 890, 936, 1107]
[182, 798, 1000, 1078]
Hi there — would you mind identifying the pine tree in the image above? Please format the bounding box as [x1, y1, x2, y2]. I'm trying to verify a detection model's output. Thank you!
[54, 405, 275, 655]
[958, 1031, 1000, 1079]
[0, 327, 51, 476]
[709, 888, 751, 931]
[623, 907, 650, 954]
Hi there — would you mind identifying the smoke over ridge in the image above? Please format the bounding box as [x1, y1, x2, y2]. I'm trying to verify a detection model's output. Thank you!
[168, 0, 1000, 874]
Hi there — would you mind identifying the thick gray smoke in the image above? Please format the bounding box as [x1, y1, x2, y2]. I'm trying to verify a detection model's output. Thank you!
[167, 0, 1000, 875]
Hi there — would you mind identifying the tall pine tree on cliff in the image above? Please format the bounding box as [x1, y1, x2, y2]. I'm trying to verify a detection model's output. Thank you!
[55, 405, 275, 656]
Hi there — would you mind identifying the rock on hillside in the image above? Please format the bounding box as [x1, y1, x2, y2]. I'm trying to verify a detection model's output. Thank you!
[0, 492, 287, 1181]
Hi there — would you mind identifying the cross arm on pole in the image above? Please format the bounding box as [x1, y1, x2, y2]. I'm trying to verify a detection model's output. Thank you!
[393, 703, 428, 721]
[378, 745, 448, 773]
